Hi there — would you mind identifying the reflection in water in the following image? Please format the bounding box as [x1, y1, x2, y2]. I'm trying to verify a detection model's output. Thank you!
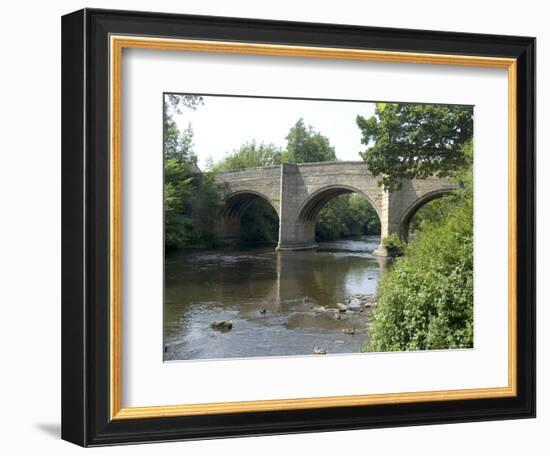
[164, 235, 386, 360]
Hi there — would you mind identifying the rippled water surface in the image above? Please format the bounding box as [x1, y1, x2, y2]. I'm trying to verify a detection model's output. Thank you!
[164, 235, 386, 361]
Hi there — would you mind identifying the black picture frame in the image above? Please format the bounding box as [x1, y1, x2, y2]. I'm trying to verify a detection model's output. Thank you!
[62, 8, 536, 447]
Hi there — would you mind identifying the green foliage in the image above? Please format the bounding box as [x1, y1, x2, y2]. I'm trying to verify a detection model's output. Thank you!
[409, 140, 473, 234]
[164, 123, 197, 163]
[214, 118, 337, 171]
[164, 117, 182, 160]
[357, 103, 473, 191]
[453, 139, 474, 189]
[240, 198, 279, 244]
[408, 196, 453, 234]
[164, 158, 221, 250]
[164, 95, 221, 250]
[164, 159, 194, 248]
[381, 233, 405, 255]
[366, 138, 474, 351]
[285, 118, 336, 163]
[366, 184, 473, 352]
[212, 141, 284, 172]
[163, 94, 203, 164]
[165, 94, 204, 113]
[316, 194, 380, 241]
[185, 172, 221, 246]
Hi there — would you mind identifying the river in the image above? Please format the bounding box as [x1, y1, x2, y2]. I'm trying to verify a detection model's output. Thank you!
[164, 235, 386, 361]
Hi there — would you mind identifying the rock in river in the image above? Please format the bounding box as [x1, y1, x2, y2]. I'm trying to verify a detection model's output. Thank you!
[211, 320, 233, 332]
[312, 306, 327, 313]
[313, 346, 327, 355]
[336, 303, 348, 312]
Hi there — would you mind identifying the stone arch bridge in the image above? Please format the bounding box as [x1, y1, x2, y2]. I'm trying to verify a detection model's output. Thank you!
[215, 161, 457, 255]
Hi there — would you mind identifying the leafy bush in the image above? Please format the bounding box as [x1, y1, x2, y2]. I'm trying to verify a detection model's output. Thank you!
[381, 233, 405, 256]
[366, 195, 473, 352]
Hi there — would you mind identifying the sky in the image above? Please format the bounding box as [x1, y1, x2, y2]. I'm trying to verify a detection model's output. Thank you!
[170, 95, 376, 170]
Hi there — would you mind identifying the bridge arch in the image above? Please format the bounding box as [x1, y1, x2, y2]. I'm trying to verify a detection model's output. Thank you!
[399, 188, 456, 241]
[220, 190, 279, 219]
[297, 184, 381, 222]
[216, 190, 280, 243]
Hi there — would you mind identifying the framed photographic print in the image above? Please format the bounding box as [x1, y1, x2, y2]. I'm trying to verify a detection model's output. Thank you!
[61, 8, 536, 447]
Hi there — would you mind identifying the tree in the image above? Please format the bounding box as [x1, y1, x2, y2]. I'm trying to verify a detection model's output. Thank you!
[212, 141, 284, 172]
[164, 159, 194, 248]
[164, 156, 221, 250]
[165, 94, 204, 113]
[163, 94, 221, 250]
[165, 123, 197, 163]
[356, 103, 473, 191]
[316, 194, 380, 241]
[163, 94, 203, 163]
[285, 118, 336, 163]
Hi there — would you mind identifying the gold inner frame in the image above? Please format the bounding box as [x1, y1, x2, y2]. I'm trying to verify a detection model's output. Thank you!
[109, 35, 518, 420]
